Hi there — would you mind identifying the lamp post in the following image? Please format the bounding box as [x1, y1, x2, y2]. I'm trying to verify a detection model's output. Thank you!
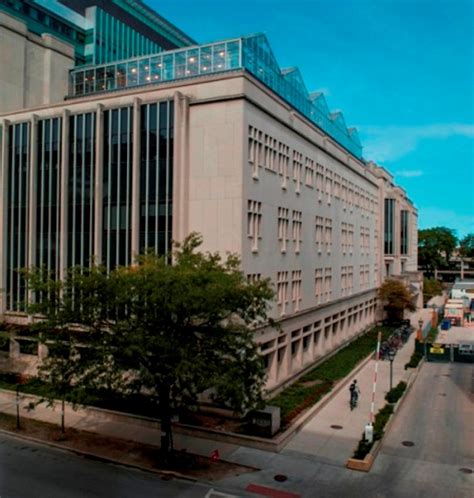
[388, 349, 396, 391]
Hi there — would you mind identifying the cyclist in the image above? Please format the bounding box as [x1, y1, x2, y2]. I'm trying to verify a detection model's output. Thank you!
[349, 380, 360, 409]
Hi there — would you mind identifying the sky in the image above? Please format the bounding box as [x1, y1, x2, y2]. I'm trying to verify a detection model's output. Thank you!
[147, 0, 474, 238]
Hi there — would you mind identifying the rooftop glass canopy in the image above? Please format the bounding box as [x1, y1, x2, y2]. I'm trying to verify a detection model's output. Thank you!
[69, 33, 362, 158]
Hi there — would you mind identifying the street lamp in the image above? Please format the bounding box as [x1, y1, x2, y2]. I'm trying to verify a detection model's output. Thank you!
[388, 348, 396, 391]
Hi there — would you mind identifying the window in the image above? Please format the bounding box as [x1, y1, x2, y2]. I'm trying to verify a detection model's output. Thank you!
[384, 199, 395, 254]
[247, 273, 261, 283]
[248, 200, 262, 251]
[315, 268, 323, 304]
[293, 151, 303, 193]
[324, 218, 332, 253]
[291, 270, 302, 311]
[277, 271, 289, 316]
[401, 210, 409, 255]
[278, 143, 290, 188]
[325, 168, 332, 204]
[316, 164, 324, 200]
[278, 207, 290, 252]
[315, 216, 324, 253]
[292, 210, 302, 253]
[305, 157, 314, 187]
[324, 268, 332, 302]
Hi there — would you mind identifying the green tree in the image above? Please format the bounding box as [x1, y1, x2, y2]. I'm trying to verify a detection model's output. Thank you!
[422, 278, 443, 305]
[459, 233, 474, 260]
[27, 234, 275, 452]
[379, 279, 417, 322]
[418, 227, 458, 275]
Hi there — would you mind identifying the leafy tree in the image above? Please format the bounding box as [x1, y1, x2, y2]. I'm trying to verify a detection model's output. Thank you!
[418, 227, 458, 275]
[26, 267, 114, 433]
[378, 279, 417, 322]
[422, 278, 443, 305]
[27, 233, 274, 452]
[459, 233, 474, 260]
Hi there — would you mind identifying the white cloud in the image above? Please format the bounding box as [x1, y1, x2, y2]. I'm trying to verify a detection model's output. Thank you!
[394, 169, 424, 178]
[358, 123, 474, 163]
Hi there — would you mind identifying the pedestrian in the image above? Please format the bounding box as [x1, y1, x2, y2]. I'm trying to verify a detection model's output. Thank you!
[349, 379, 360, 409]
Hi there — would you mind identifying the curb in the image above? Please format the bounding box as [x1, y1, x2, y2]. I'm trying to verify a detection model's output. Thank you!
[0, 427, 198, 483]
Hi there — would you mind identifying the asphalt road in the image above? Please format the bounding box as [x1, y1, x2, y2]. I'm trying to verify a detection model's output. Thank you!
[0, 433, 244, 498]
[0, 362, 472, 498]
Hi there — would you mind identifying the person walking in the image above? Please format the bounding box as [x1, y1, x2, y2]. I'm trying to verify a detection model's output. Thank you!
[349, 379, 360, 409]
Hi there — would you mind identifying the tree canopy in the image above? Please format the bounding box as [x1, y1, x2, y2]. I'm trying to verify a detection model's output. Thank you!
[418, 227, 458, 275]
[27, 233, 275, 451]
[378, 279, 416, 321]
[459, 233, 474, 260]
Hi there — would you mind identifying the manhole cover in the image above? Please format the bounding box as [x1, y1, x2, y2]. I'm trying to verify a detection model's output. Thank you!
[438, 393, 446, 396]
[330, 425, 343, 430]
[402, 441, 415, 447]
[459, 468, 473, 474]
[274, 475, 288, 482]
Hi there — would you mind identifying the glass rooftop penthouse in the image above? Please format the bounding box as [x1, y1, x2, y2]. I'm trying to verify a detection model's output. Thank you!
[69, 34, 362, 159]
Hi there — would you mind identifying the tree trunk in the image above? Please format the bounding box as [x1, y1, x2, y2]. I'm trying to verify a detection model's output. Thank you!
[61, 397, 65, 434]
[159, 384, 173, 454]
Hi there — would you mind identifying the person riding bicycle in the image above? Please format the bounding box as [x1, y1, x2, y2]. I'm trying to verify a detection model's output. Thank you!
[349, 380, 361, 406]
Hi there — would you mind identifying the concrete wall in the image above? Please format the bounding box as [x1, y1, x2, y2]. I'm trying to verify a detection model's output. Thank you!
[0, 11, 74, 114]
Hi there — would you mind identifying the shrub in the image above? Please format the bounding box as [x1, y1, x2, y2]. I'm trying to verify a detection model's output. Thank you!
[405, 350, 423, 369]
[385, 381, 407, 404]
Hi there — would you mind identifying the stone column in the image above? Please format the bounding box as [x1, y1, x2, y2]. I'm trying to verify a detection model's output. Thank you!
[131, 98, 141, 260]
[27, 115, 39, 312]
[0, 120, 10, 316]
[59, 110, 70, 280]
[94, 105, 104, 263]
[172, 91, 190, 244]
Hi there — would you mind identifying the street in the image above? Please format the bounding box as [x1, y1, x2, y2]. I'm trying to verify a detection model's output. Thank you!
[0, 362, 472, 498]
[0, 433, 245, 498]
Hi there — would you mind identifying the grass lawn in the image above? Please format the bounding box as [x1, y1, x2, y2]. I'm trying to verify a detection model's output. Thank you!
[271, 325, 394, 427]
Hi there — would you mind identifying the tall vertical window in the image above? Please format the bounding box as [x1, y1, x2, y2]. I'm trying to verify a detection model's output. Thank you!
[68, 113, 95, 268]
[103, 107, 133, 271]
[278, 207, 289, 253]
[292, 210, 302, 253]
[7, 122, 30, 311]
[291, 270, 302, 312]
[384, 198, 395, 254]
[37, 118, 62, 278]
[400, 210, 409, 255]
[139, 101, 174, 256]
[247, 200, 262, 251]
[277, 271, 289, 316]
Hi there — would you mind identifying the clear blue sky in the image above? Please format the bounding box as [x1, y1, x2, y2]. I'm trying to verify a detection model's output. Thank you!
[146, 0, 474, 239]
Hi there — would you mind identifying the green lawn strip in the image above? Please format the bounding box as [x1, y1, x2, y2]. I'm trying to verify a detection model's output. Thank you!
[271, 326, 394, 427]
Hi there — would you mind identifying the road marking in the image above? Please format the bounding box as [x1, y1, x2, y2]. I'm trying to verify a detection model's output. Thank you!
[205, 489, 240, 498]
[245, 483, 301, 498]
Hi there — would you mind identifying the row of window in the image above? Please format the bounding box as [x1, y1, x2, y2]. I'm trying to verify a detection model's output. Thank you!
[260, 298, 378, 376]
[249, 203, 372, 258]
[248, 125, 378, 213]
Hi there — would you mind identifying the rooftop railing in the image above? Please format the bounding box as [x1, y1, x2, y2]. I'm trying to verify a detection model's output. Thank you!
[69, 34, 362, 159]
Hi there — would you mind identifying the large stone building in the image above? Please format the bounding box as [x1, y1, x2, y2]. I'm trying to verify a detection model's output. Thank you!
[0, 1, 419, 389]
